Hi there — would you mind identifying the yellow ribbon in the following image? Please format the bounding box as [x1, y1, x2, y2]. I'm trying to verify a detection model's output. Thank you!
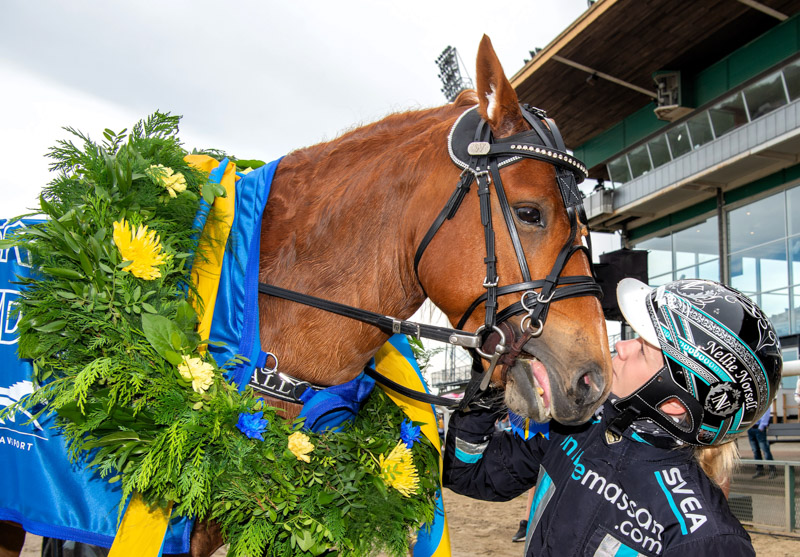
[183, 154, 238, 344]
[107, 494, 173, 557]
[374, 341, 452, 556]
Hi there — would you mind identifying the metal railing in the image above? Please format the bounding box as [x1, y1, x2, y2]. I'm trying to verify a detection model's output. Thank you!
[428, 364, 472, 390]
[730, 459, 799, 535]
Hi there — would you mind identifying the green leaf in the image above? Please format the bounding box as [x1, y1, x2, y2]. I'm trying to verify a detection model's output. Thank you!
[316, 491, 335, 506]
[42, 266, 84, 280]
[56, 402, 87, 423]
[296, 529, 314, 552]
[83, 430, 140, 449]
[34, 320, 67, 333]
[78, 250, 94, 276]
[174, 300, 197, 332]
[141, 313, 184, 362]
[98, 262, 114, 274]
[164, 350, 183, 366]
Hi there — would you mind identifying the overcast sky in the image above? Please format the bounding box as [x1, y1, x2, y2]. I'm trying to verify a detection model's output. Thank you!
[0, 0, 596, 216]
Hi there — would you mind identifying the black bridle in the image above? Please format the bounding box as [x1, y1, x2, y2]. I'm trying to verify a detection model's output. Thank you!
[258, 104, 602, 409]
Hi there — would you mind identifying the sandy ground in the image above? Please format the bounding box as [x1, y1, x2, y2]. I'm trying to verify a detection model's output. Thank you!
[18, 488, 799, 556]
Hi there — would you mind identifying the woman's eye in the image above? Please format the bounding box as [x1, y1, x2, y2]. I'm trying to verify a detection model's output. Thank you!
[515, 206, 542, 225]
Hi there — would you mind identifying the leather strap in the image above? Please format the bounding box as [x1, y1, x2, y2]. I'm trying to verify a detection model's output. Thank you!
[258, 283, 481, 349]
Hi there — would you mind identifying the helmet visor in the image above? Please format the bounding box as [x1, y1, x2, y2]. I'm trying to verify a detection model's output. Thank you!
[617, 278, 659, 347]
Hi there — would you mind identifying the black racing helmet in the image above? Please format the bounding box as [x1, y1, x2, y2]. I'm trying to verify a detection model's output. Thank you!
[612, 278, 783, 446]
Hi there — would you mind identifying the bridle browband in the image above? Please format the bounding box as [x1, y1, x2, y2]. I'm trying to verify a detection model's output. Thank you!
[257, 104, 601, 409]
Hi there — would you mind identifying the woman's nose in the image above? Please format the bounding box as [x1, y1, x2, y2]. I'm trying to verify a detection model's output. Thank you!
[614, 339, 637, 360]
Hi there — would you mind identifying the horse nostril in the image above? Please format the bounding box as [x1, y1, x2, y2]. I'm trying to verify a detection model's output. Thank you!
[573, 367, 604, 406]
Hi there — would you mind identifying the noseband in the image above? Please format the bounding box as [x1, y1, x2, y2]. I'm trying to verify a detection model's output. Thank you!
[258, 104, 601, 409]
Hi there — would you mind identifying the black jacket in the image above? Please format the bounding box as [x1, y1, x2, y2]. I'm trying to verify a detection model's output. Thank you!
[443, 402, 754, 556]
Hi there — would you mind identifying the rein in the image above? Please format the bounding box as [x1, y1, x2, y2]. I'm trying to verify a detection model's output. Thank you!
[257, 104, 601, 409]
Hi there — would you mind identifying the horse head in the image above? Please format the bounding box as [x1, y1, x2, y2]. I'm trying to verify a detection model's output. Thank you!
[416, 36, 612, 425]
[257, 35, 609, 427]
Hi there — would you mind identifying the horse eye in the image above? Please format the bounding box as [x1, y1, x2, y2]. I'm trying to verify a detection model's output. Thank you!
[515, 206, 542, 225]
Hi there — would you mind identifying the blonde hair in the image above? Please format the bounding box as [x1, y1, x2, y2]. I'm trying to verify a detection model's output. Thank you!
[694, 441, 740, 492]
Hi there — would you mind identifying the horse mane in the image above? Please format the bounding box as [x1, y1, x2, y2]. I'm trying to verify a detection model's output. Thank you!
[258, 93, 482, 386]
[285, 89, 478, 173]
[267, 96, 479, 302]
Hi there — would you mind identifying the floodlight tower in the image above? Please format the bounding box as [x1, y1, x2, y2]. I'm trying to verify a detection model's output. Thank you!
[435, 46, 473, 102]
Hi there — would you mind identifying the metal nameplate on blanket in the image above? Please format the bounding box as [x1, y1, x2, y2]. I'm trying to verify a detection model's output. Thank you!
[249, 367, 306, 403]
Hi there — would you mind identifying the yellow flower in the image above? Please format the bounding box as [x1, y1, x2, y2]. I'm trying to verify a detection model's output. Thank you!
[148, 164, 187, 198]
[288, 431, 315, 463]
[112, 219, 168, 280]
[379, 441, 420, 497]
[178, 355, 215, 393]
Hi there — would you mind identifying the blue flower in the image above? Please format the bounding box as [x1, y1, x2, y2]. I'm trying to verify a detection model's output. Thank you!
[236, 411, 268, 441]
[400, 419, 421, 448]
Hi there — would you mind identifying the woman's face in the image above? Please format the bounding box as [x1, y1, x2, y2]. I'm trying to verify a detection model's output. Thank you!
[611, 337, 665, 398]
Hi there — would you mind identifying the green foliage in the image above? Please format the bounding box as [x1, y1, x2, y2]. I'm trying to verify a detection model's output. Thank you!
[0, 112, 439, 556]
[407, 336, 444, 373]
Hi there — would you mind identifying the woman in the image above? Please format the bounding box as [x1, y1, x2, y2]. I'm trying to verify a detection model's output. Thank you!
[444, 278, 782, 556]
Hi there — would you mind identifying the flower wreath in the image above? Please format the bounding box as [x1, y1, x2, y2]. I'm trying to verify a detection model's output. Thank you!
[2, 112, 439, 556]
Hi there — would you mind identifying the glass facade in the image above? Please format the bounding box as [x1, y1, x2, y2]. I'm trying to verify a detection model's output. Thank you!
[635, 183, 800, 336]
[607, 58, 798, 185]
[636, 216, 720, 286]
[727, 187, 799, 336]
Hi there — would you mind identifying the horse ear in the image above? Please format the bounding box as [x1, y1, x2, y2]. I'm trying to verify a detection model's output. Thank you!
[475, 35, 527, 138]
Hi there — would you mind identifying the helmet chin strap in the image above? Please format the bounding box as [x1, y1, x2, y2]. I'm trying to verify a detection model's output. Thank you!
[607, 404, 641, 438]
[609, 362, 707, 446]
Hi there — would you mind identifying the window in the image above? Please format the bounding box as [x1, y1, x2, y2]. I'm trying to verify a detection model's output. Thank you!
[782, 58, 800, 101]
[647, 135, 671, 168]
[730, 240, 788, 292]
[709, 92, 748, 137]
[787, 185, 800, 237]
[627, 144, 652, 179]
[794, 289, 800, 334]
[760, 289, 790, 336]
[665, 124, 691, 159]
[637, 234, 672, 281]
[606, 58, 799, 184]
[635, 216, 719, 284]
[727, 184, 800, 335]
[728, 191, 786, 253]
[742, 73, 788, 120]
[632, 186, 800, 334]
[607, 155, 631, 184]
[674, 217, 719, 281]
[686, 112, 714, 148]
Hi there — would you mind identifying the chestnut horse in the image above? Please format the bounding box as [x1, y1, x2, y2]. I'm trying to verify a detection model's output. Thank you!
[1, 36, 611, 556]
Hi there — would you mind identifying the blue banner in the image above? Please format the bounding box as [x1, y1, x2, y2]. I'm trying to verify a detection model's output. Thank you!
[0, 219, 192, 552]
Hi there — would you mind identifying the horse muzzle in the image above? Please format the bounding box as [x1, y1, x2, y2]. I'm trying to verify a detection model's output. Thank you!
[502, 340, 607, 425]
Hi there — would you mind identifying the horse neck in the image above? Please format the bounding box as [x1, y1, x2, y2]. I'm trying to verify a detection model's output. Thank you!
[257, 104, 464, 386]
